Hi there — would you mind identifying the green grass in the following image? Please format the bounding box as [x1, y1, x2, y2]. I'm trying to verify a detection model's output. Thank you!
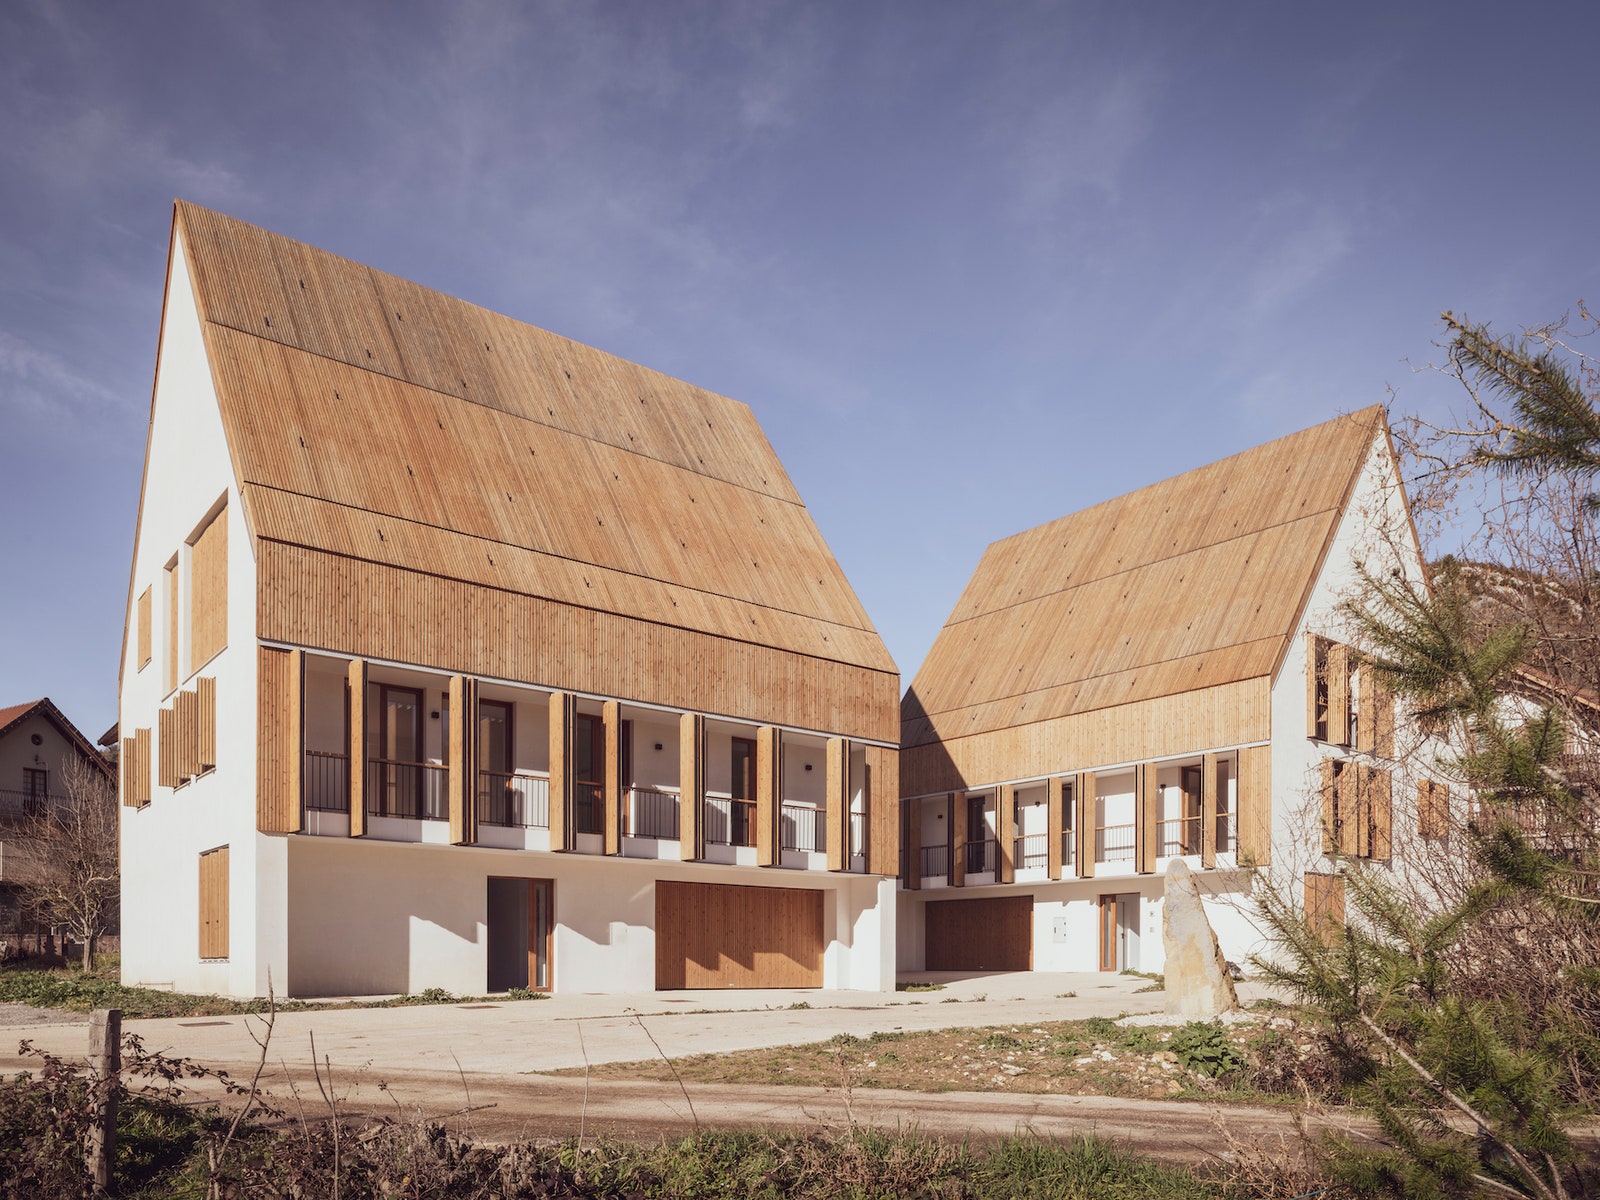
[895, 981, 945, 992]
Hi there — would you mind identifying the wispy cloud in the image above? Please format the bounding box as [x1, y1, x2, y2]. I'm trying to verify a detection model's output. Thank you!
[0, 330, 125, 426]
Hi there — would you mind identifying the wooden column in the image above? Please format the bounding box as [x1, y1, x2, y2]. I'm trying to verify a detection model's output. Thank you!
[678, 713, 705, 862]
[1077, 772, 1096, 879]
[1136, 763, 1159, 874]
[1200, 751, 1220, 869]
[603, 701, 623, 855]
[1046, 777, 1065, 880]
[1236, 745, 1272, 865]
[549, 692, 577, 852]
[949, 792, 966, 887]
[864, 744, 899, 877]
[825, 736, 848, 871]
[997, 783, 1017, 883]
[347, 659, 367, 837]
[448, 675, 477, 846]
[755, 726, 782, 867]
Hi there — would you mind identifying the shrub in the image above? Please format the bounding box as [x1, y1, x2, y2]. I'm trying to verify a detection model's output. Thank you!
[1081, 1016, 1120, 1041]
[1168, 1021, 1245, 1079]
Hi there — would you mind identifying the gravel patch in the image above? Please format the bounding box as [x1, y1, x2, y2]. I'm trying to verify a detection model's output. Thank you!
[0, 1002, 91, 1028]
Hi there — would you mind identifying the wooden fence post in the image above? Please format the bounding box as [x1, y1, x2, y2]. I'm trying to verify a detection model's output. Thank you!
[87, 1007, 120, 1194]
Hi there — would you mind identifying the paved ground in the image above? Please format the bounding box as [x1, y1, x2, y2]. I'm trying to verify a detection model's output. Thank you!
[0, 971, 1307, 1162]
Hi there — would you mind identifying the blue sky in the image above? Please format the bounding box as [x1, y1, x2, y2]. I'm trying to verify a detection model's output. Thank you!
[2, 0, 1597, 738]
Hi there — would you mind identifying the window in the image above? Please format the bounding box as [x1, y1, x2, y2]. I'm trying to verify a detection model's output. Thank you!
[137, 587, 152, 670]
[729, 737, 755, 800]
[22, 768, 47, 816]
[478, 700, 513, 775]
[189, 505, 227, 669]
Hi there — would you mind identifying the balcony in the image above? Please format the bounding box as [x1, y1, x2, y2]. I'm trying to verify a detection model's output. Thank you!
[781, 803, 825, 853]
[304, 750, 349, 813]
[705, 797, 756, 847]
[0, 789, 58, 821]
[964, 837, 997, 876]
[919, 843, 949, 879]
[627, 786, 680, 839]
[573, 782, 604, 836]
[849, 810, 867, 860]
[477, 772, 549, 828]
[1157, 815, 1202, 858]
[366, 758, 447, 820]
[1096, 822, 1135, 864]
[1013, 833, 1048, 872]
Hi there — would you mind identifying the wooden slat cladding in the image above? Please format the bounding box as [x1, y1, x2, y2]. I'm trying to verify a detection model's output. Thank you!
[1326, 644, 1351, 746]
[448, 675, 477, 846]
[347, 659, 367, 837]
[655, 881, 823, 989]
[679, 713, 706, 862]
[1201, 751, 1220, 869]
[1418, 778, 1449, 838]
[902, 678, 1269, 798]
[902, 798, 921, 889]
[824, 737, 847, 871]
[197, 677, 217, 769]
[1304, 872, 1345, 938]
[256, 542, 897, 744]
[755, 726, 781, 868]
[548, 692, 577, 852]
[925, 896, 1032, 971]
[190, 505, 228, 670]
[198, 846, 229, 960]
[177, 202, 803, 505]
[949, 791, 967, 888]
[1235, 746, 1271, 866]
[1356, 664, 1395, 758]
[1305, 633, 1325, 739]
[864, 744, 898, 877]
[137, 587, 152, 670]
[905, 409, 1384, 750]
[257, 646, 304, 833]
[175, 689, 200, 781]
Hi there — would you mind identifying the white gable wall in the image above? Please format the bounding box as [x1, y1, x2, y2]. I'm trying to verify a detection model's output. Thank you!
[119, 230, 265, 997]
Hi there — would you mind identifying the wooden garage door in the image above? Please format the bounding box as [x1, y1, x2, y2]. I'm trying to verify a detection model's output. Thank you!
[925, 895, 1032, 971]
[656, 880, 823, 988]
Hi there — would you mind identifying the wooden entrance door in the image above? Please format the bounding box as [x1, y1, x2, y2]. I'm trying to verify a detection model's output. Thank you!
[487, 877, 553, 993]
[1098, 893, 1138, 971]
[924, 895, 1032, 971]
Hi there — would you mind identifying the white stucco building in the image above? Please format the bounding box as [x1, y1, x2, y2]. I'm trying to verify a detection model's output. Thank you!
[117, 202, 901, 999]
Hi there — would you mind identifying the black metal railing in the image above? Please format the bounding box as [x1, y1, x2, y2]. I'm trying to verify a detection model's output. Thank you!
[781, 803, 825, 853]
[304, 750, 349, 812]
[1013, 833, 1048, 871]
[574, 781, 604, 835]
[628, 786, 680, 839]
[1214, 811, 1233, 854]
[0, 789, 58, 819]
[705, 797, 756, 846]
[365, 758, 447, 820]
[477, 771, 549, 827]
[964, 837, 997, 875]
[919, 843, 949, 879]
[1096, 822, 1135, 863]
[1158, 815, 1203, 858]
[849, 810, 867, 861]
[1062, 828, 1076, 870]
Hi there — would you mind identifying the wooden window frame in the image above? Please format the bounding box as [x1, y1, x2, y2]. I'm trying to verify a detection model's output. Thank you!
[729, 736, 756, 801]
[489, 875, 555, 993]
[378, 684, 424, 764]
[478, 699, 514, 775]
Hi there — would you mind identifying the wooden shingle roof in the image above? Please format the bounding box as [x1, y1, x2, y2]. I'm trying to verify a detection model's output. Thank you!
[902, 407, 1387, 750]
[174, 202, 894, 680]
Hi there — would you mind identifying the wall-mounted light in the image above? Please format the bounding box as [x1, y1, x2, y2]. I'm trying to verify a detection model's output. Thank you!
[804, 763, 813, 772]
[430, 711, 441, 720]
[654, 743, 663, 751]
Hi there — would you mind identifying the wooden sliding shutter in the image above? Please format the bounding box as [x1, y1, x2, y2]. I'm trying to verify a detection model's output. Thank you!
[190, 506, 228, 669]
[175, 688, 199, 782]
[1306, 633, 1326, 739]
[256, 646, 304, 833]
[1304, 871, 1344, 938]
[1320, 759, 1340, 854]
[997, 783, 1017, 883]
[165, 561, 179, 693]
[603, 701, 623, 856]
[1374, 677, 1395, 758]
[1200, 751, 1220, 868]
[1136, 763, 1159, 874]
[678, 712, 706, 862]
[158, 706, 177, 789]
[549, 692, 578, 852]
[756, 725, 782, 868]
[448, 675, 477, 846]
[1235, 745, 1271, 865]
[198, 846, 229, 960]
[1046, 776, 1065, 880]
[137, 587, 152, 670]
[197, 677, 216, 770]
[1076, 772, 1095, 879]
[949, 791, 966, 887]
[903, 798, 921, 889]
[1419, 778, 1449, 838]
[347, 659, 367, 836]
[864, 744, 899, 877]
[122, 729, 152, 808]
[1327, 643, 1351, 746]
[1366, 765, 1392, 859]
[825, 737, 848, 871]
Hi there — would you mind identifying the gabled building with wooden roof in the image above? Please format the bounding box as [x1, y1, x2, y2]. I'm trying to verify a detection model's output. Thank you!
[118, 202, 901, 999]
[896, 407, 1427, 974]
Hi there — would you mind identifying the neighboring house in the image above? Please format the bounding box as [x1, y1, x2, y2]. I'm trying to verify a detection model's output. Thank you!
[0, 698, 116, 936]
[118, 202, 901, 999]
[896, 407, 1430, 974]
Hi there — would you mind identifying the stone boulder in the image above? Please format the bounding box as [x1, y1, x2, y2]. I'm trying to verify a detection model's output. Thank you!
[1161, 858, 1238, 1018]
